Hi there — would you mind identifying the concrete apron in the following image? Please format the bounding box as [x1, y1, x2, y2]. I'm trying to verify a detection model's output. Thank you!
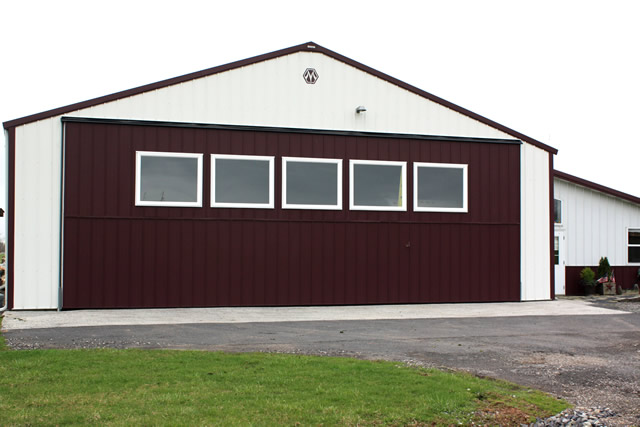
[1, 300, 628, 331]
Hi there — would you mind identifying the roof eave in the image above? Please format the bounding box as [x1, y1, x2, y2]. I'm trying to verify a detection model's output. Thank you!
[2, 42, 317, 129]
[554, 170, 640, 205]
[315, 44, 557, 154]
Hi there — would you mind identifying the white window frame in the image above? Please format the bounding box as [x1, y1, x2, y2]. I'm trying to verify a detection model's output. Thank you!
[628, 227, 640, 265]
[413, 162, 468, 213]
[349, 159, 407, 211]
[282, 157, 343, 210]
[211, 154, 275, 209]
[135, 151, 203, 207]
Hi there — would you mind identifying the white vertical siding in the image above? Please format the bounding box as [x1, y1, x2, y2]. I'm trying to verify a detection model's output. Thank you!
[521, 144, 552, 301]
[13, 120, 61, 309]
[554, 178, 640, 266]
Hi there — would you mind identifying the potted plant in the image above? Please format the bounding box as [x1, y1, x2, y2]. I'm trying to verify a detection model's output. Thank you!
[596, 257, 616, 295]
[580, 267, 596, 296]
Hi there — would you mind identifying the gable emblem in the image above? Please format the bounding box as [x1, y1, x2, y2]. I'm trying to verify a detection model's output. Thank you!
[303, 68, 319, 84]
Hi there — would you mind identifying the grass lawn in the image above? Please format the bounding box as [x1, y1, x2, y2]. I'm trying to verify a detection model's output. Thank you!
[0, 318, 568, 426]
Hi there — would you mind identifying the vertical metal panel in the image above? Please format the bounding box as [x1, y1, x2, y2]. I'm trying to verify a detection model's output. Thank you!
[62, 122, 521, 308]
[555, 178, 640, 267]
[13, 121, 60, 309]
[521, 143, 551, 301]
[333, 222, 346, 304]
[216, 220, 230, 305]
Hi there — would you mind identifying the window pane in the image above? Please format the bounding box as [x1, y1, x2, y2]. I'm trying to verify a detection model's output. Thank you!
[140, 156, 198, 202]
[629, 246, 640, 263]
[214, 158, 270, 204]
[554, 199, 562, 224]
[629, 230, 640, 245]
[286, 161, 338, 206]
[353, 164, 403, 207]
[417, 166, 464, 208]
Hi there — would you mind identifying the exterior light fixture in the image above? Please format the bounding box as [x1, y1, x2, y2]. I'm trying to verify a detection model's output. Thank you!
[356, 106, 367, 114]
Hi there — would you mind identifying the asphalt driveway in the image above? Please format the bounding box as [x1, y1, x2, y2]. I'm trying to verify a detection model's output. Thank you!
[3, 299, 640, 425]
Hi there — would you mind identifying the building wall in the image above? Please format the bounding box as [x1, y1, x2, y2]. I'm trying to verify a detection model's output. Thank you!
[520, 144, 552, 300]
[13, 121, 60, 309]
[554, 177, 640, 266]
[9, 50, 551, 308]
[61, 121, 522, 308]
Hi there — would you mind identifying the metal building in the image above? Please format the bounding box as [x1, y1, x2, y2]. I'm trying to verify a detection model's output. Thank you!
[2, 42, 556, 309]
[553, 171, 640, 295]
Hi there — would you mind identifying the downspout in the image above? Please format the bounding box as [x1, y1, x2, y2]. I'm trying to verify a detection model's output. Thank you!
[1, 129, 9, 312]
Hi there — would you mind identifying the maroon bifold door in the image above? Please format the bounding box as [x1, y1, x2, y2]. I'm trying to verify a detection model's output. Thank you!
[62, 120, 521, 308]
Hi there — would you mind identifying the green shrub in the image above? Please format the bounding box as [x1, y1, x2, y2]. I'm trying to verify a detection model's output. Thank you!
[580, 267, 595, 285]
[597, 257, 611, 280]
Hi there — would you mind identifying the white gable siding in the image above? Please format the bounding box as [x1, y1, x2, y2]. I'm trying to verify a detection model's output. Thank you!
[74, 52, 513, 138]
[554, 178, 640, 266]
[10, 50, 548, 308]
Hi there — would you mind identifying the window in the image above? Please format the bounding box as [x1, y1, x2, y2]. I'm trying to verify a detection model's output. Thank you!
[349, 160, 406, 211]
[135, 151, 203, 207]
[554, 199, 562, 224]
[211, 154, 274, 208]
[413, 162, 468, 212]
[629, 229, 640, 264]
[282, 157, 342, 210]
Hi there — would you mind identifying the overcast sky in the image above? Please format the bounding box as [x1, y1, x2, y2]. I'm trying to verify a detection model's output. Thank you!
[1, 0, 639, 238]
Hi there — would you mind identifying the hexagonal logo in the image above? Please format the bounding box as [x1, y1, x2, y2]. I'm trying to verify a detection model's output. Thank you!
[303, 68, 319, 84]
